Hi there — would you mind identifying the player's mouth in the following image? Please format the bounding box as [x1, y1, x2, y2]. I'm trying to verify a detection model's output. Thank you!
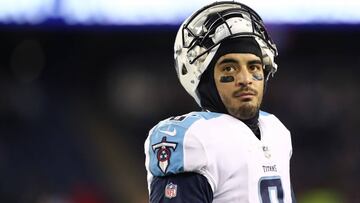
[233, 89, 257, 98]
[235, 93, 255, 101]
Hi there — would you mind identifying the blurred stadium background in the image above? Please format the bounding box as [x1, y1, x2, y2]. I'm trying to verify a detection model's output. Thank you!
[0, 1, 359, 203]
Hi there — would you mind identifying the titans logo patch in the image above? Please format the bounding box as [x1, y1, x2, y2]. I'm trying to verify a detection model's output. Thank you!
[152, 137, 178, 174]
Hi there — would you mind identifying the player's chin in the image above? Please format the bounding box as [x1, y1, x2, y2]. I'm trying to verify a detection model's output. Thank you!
[237, 99, 258, 109]
[229, 103, 259, 120]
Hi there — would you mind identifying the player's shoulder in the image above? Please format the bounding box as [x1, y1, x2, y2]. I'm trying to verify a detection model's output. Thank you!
[260, 111, 293, 156]
[260, 110, 290, 133]
[150, 111, 223, 136]
[145, 111, 222, 177]
[259, 110, 277, 118]
[260, 110, 282, 123]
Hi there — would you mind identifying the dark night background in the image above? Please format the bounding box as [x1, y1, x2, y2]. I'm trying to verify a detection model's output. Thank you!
[0, 22, 359, 203]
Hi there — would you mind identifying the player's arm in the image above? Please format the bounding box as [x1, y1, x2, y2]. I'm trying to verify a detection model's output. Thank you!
[150, 172, 213, 203]
[145, 114, 215, 202]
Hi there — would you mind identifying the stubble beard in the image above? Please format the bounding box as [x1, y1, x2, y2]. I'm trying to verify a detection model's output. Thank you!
[221, 88, 262, 120]
[227, 102, 260, 120]
[227, 86, 263, 120]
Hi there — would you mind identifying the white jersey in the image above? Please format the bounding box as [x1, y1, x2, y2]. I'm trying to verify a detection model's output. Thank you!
[144, 111, 293, 203]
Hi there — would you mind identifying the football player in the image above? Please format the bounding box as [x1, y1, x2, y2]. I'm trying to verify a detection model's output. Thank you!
[144, 1, 295, 202]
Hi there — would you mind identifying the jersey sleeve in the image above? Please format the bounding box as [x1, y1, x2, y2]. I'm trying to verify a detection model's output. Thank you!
[149, 172, 213, 203]
[145, 112, 223, 196]
[145, 114, 208, 177]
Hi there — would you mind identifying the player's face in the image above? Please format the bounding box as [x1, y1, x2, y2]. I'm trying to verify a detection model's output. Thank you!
[214, 53, 264, 120]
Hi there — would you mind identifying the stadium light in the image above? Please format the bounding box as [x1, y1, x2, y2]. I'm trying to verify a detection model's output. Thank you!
[0, 0, 359, 25]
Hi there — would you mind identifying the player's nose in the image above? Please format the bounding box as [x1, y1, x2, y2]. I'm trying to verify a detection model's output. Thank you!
[235, 68, 252, 87]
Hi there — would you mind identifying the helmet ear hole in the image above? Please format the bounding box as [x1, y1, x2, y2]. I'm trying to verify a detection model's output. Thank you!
[264, 65, 274, 80]
[181, 65, 188, 75]
[264, 65, 272, 73]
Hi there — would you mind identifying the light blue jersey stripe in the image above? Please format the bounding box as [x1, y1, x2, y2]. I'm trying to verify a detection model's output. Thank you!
[260, 110, 271, 117]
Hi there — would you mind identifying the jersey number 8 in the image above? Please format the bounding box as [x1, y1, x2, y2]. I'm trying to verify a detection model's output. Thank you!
[259, 176, 284, 203]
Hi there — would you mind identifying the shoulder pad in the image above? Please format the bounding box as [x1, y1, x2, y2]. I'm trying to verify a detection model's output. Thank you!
[147, 112, 221, 176]
[260, 110, 289, 131]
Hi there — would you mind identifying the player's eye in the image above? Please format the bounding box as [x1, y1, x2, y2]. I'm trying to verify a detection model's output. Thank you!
[222, 66, 236, 73]
[249, 65, 261, 72]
